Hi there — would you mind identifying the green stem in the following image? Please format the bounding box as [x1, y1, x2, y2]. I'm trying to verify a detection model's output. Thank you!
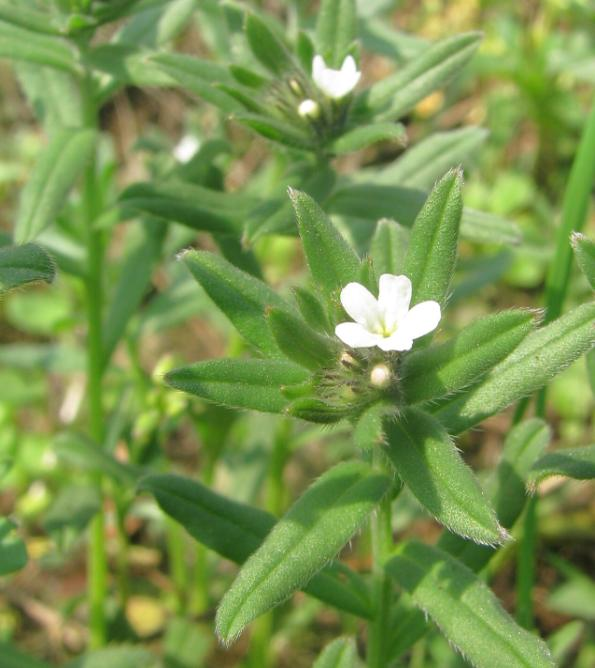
[166, 518, 188, 615]
[191, 454, 215, 615]
[516, 495, 538, 629]
[367, 451, 393, 668]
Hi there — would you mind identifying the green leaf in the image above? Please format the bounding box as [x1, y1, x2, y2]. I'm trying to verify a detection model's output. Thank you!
[215, 461, 390, 642]
[114, 0, 196, 48]
[313, 637, 361, 668]
[235, 113, 316, 150]
[528, 445, 595, 488]
[571, 232, 595, 290]
[15, 128, 96, 244]
[285, 397, 348, 424]
[0, 3, 59, 35]
[0, 518, 27, 576]
[369, 219, 409, 276]
[384, 408, 505, 544]
[267, 307, 339, 370]
[165, 359, 309, 413]
[0, 243, 55, 293]
[139, 473, 372, 619]
[402, 309, 536, 404]
[435, 301, 595, 435]
[316, 0, 357, 67]
[119, 181, 249, 234]
[293, 286, 331, 333]
[65, 646, 158, 668]
[102, 220, 165, 367]
[245, 12, 294, 75]
[404, 169, 463, 308]
[0, 642, 51, 668]
[356, 32, 482, 121]
[181, 249, 293, 356]
[0, 21, 77, 73]
[290, 189, 361, 306]
[331, 123, 405, 155]
[385, 541, 555, 668]
[370, 127, 488, 190]
[354, 402, 392, 451]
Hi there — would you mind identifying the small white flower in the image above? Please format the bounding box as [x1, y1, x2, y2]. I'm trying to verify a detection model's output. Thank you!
[335, 274, 441, 352]
[173, 135, 200, 163]
[297, 98, 320, 118]
[312, 54, 361, 100]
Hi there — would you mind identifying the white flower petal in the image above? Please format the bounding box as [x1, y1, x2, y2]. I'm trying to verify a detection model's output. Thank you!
[376, 331, 413, 352]
[378, 274, 411, 330]
[311, 54, 360, 99]
[400, 300, 441, 340]
[312, 55, 326, 79]
[335, 322, 382, 348]
[341, 55, 357, 76]
[340, 282, 382, 330]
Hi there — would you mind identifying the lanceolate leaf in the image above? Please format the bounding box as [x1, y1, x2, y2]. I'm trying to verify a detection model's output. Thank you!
[15, 129, 96, 244]
[215, 461, 390, 642]
[435, 301, 595, 435]
[403, 169, 463, 308]
[0, 243, 55, 293]
[330, 123, 405, 155]
[182, 250, 293, 356]
[402, 309, 536, 404]
[313, 637, 360, 668]
[528, 445, 595, 488]
[140, 473, 372, 620]
[355, 32, 481, 121]
[386, 541, 555, 668]
[245, 12, 294, 75]
[165, 359, 309, 413]
[235, 113, 316, 150]
[289, 189, 361, 305]
[571, 233, 595, 290]
[316, 0, 357, 67]
[370, 219, 409, 276]
[0, 21, 77, 73]
[384, 408, 505, 544]
[0, 4, 60, 35]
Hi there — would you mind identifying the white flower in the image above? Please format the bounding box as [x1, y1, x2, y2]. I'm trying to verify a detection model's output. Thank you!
[335, 274, 441, 352]
[312, 54, 361, 99]
[173, 135, 200, 163]
[297, 98, 320, 118]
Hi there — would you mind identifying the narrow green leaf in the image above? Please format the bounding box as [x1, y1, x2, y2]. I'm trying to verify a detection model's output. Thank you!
[571, 232, 595, 290]
[267, 307, 339, 370]
[215, 461, 390, 642]
[245, 12, 293, 75]
[313, 637, 360, 668]
[114, 0, 196, 48]
[119, 181, 249, 234]
[290, 189, 361, 304]
[0, 243, 55, 293]
[165, 359, 309, 413]
[293, 286, 331, 333]
[316, 0, 357, 67]
[384, 408, 505, 544]
[528, 445, 595, 488]
[139, 473, 372, 619]
[0, 21, 77, 73]
[15, 129, 96, 244]
[356, 32, 482, 121]
[460, 208, 522, 246]
[386, 541, 555, 668]
[0, 518, 27, 576]
[370, 127, 488, 190]
[229, 64, 268, 88]
[402, 309, 537, 404]
[181, 249, 293, 356]
[435, 302, 595, 435]
[354, 402, 392, 451]
[331, 123, 405, 155]
[0, 642, 51, 668]
[235, 113, 316, 150]
[285, 397, 348, 424]
[65, 646, 158, 668]
[369, 218, 409, 276]
[0, 3, 60, 35]
[404, 169, 463, 307]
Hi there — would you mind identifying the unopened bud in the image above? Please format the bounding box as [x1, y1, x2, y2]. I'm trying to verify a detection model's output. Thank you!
[340, 352, 358, 369]
[370, 363, 391, 389]
[289, 78, 304, 95]
[298, 98, 320, 119]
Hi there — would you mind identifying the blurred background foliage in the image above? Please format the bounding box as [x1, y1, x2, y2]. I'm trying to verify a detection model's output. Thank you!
[0, 0, 593, 666]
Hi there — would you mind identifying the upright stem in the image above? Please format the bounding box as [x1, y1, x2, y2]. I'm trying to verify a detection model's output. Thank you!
[367, 450, 393, 668]
[81, 74, 107, 648]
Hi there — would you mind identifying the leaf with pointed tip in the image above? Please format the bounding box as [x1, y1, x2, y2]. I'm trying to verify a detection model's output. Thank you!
[315, 0, 357, 67]
[0, 243, 55, 293]
[285, 397, 348, 424]
[313, 637, 361, 668]
[293, 287, 331, 333]
[370, 219, 409, 276]
[0, 3, 60, 34]
[384, 408, 505, 545]
[181, 249, 292, 356]
[139, 473, 372, 620]
[528, 445, 595, 488]
[290, 189, 360, 305]
[386, 541, 556, 668]
[331, 123, 405, 155]
[165, 359, 309, 414]
[0, 21, 77, 73]
[404, 169, 463, 308]
[215, 461, 390, 642]
[402, 310, 536, 404]
[235, 113, 316, 150]
[15, 128, 96, 244]
[435, 302, 595, 435]
[245, 12, 294, 75]
[571, 233, 595, 290]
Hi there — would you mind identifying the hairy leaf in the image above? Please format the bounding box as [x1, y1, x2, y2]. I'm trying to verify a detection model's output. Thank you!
[0, 243, 55, 293]
[571, 233, 595, 290]
[369, 219, 409, 276]
[331, 123, 405, 155]
[528, 445, 595, 488]
[313, 637, 360, 668]
[316, 0, 357, 67]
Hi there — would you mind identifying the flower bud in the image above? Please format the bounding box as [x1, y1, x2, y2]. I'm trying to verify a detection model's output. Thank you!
[370, 363, 391, 389]
[298, 99, 320, 119]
